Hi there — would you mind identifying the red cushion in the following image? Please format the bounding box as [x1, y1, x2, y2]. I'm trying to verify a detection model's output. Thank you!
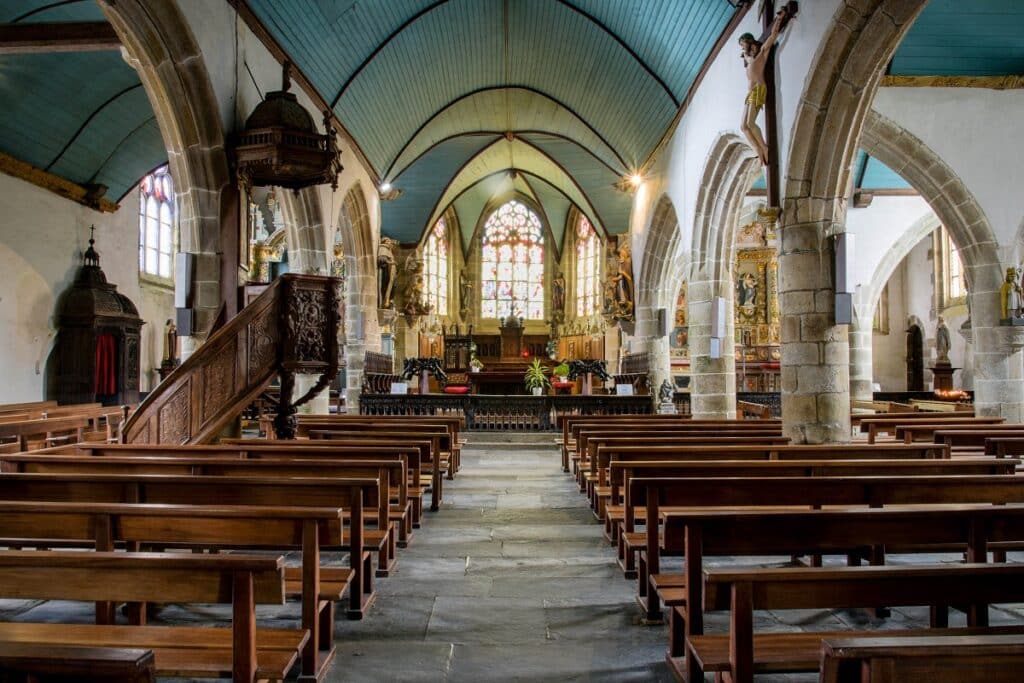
[443, 386, 470, 394]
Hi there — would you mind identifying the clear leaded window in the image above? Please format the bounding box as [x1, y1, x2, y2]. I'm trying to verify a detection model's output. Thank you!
[948, 235, 965, 300]
[575, 215, 599, 316]
[480, 200, 545, 320]
[424, 218, 448, 315]
[138, 166, 175, 279]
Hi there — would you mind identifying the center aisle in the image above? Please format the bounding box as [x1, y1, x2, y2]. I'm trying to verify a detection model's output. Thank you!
[329, 432, 671, 682]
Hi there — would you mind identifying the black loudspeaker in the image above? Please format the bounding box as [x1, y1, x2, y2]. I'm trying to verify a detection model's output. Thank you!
[656, 308, 667, 337]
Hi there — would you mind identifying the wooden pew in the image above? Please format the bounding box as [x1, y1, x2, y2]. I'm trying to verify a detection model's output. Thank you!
[303, 422, 456, 477]
[0, 400, 56, 416]
[0, 416, 90, 450]
[658, 504, 1024, 673]
[295, 414, 466, 449]
[985, 436, 1024, 457]
[858, 415, 1000, 443]
[629, 474, 1024, 622]
[0, 501, 344, 681]
[0, 550, 306, 683]
[0, 643, 155, 682]
[2, 452, 414, 549]
[819, 634, 1024, 683]
[689, 563, 1024, 683]
[56, 441, 427, 528]
[896, 421, 1022, 444]
[0, 472, 382, 619]
[303, 432, 444, 511]
[934, 427, 1024, 452]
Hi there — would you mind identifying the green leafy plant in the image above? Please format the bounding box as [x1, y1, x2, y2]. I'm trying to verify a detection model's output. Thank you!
[469, 354, 484, 370]
[523, 358, 550, 391]
[552, 362, 570, 379]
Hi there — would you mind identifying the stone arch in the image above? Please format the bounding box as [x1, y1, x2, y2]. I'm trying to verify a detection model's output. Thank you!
[779, 0, 928, 442]
[336, 182, 381, 410]
[98, 0, 231, 344]
[278, 188, 329, 275]
[686, 134, 759, 418]
[633, 194, 683, 394]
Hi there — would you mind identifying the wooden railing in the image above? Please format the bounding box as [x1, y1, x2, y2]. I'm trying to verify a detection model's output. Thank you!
[122, 274, 341, 444]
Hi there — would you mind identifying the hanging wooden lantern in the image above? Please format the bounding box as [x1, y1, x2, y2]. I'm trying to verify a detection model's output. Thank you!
[233, 62, 343, 191]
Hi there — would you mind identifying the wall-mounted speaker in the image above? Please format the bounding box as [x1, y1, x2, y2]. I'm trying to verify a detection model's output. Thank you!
[656, 308, 667, 337]
[174, 253, 195, 308]
[710, 296, 726, 340]
[835, 233, 855, 295]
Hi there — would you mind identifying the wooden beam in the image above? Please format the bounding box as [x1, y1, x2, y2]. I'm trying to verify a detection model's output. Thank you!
[0, 151, 119, 212]
[0, 22, 120, 54]
[881, 75, 1024, 90]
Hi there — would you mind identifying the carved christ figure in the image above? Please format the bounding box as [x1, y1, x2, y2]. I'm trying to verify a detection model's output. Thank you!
[739, 11, 787, 166]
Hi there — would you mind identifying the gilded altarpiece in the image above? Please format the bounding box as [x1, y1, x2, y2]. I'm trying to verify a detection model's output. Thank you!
[734, 247, 781, 391]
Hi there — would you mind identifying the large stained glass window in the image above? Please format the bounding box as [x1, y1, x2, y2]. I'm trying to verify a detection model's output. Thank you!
[424, 218, 448, 315]
[575, 215, 599, 316]
[138, 166, 175, 279]
[481, 200, 545, 320]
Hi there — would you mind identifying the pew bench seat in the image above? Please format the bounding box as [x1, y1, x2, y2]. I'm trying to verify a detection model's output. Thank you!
[0, 623, 306, 681]
[283, 566, 355, 603]
[676, 626, 1024, 680]
[0, 643, 155, 682]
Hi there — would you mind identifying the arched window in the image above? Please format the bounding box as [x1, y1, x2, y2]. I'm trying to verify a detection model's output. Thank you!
[138, 166, 175, 279]
[424, 218, 448, 315]
[481, 200, 545, 320]
[575, 215, 599, 316]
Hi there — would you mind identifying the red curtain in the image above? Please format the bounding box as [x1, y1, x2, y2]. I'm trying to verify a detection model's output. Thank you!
[94, 334, 117, 396]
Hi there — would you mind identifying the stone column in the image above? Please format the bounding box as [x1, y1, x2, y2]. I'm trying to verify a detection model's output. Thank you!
[632, 302, 671, 398]
[343, 252, 381, 413]
[973, 285, 1024, 421]
[687, 277, 736, 419]
[778, 224, 850, 443]
[295, 374, 330, 415]
[849, 295, 874, 403]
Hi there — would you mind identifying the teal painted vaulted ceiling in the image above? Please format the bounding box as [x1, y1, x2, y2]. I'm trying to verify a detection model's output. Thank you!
[0, 1, 166, 203]
[247, 0, 739, 242]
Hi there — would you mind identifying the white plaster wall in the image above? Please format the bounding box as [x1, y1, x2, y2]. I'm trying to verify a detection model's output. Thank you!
[0, 173, 174, 403]
[872, 254, 909, 391]
[634, 0, 843, 267]
[846, 196, 933, 293]
[872, 88, 1024, 252]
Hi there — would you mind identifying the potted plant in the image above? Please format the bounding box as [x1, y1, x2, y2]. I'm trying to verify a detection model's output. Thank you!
[469, 355, 484, 373]
[551, 361, 573, 394]
[524, 358, 550, 396]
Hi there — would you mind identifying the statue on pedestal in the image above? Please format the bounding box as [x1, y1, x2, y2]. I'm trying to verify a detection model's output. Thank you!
[935, 315, 951, 364]
[1000, 266, 1023, 323]
[604, 242, 634, 322]
[459, 270, 472, 320]
[551, 271, 566, 324]
[377, 237, 398, 309]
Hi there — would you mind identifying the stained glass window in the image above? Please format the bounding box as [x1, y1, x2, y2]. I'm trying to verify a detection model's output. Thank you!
[948, 235, 964, 299]
[575, 215, 599, 316]
[480, 200, 545, 320]
[424, 218, 448, 315]
[138, 166, 175, 279]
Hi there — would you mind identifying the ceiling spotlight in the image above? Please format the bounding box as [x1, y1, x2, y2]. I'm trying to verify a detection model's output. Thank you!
[378, 182, 401, 201]
[629, 173, 643, 187]
[379, 182, 392, 193]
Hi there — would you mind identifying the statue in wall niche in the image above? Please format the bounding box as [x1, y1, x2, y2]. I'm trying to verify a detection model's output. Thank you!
[551, 271, 566, 324]
[459, 269, 472, 320]
[608, 242, 634, 321]
[999, 266, 1024, 323]
[738, 5, 796, 166]
[377, 237, 398, 309]
[935, 315, 951, 364]
[402, 253, 430, 320]
[659, 379, 674, 404]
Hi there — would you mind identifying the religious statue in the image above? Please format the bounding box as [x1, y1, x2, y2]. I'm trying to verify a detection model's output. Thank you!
[459, 269, 472, 320]
[999, 266, 1023, 322]
[162, 319, 178, 364]
[377, 237, 398, 309]
[738, 5, 797, 166]
[551, 271, 566, 324]
[402, 253, 430, 320]
[659, 379, 674, 404]
[607, 242, 634, 321]
[935, 315, 951, 364]
[737, 271, 758, 308]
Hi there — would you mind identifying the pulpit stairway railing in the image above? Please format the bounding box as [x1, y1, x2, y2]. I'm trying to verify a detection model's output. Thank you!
[121, 274, 342, 444]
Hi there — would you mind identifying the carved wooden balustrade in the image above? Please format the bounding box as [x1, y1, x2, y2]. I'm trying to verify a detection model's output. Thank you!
[122, 274, 341, 444]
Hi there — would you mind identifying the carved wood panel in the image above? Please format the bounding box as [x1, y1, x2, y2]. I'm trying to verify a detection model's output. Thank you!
[202, 339, 236, 423]
[158, 382, 191, 444]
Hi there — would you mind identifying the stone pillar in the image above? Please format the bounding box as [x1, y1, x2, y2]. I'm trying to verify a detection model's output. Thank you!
[295, 374, 330, 415]
[343, 252, 381, 413]
[778, 224, 850, 443]
[973, 286, 1024, 422]
[632, 302, 671, 397]
[849, 295, 874, 403]
[687, 277, 736, 419]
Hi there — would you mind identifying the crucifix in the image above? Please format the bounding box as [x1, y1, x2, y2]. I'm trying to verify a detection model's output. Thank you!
[739, 1, 798, 209]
